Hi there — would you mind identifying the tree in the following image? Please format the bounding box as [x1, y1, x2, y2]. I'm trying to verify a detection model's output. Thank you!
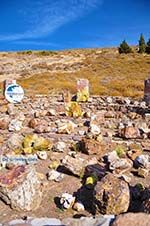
[138, 34, 146, 53]
[118, 40, 132, 54]
[146, 39, 150, 54]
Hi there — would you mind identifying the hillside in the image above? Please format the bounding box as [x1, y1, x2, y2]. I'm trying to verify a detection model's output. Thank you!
[0, 48, 150, 98]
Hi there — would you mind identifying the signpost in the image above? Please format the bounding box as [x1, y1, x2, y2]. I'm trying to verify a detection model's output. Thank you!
[4, 83, 24, 103]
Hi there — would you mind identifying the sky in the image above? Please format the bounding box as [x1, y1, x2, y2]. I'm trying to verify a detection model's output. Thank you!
[0, 0, 150, 51]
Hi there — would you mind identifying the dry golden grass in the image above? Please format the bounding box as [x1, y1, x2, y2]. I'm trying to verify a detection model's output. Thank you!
[1, 48, 150, 98]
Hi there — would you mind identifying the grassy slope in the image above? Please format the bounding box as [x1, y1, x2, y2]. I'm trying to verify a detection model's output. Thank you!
[3, 48, 150, 98]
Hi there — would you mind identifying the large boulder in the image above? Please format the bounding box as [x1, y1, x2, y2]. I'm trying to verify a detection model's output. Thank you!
[0, 165, 43, 211]
[95, 173, 130, 215]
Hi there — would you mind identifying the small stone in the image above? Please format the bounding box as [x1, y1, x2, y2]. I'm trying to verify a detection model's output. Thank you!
[7, 134, 23, 149]
[119, 125, 140, 139]
[107, 151, 133, 174]
[65, 102, 82, 118]
[37, 151, 47, 160]
[57, 120, 77, 134]
[127, 148, 142, 160]
[80, 138, 105, 156]
[106, 96, 113, 104]
[60, 193, 75, 209]
[78, 130, 85, 136]
[47, 170, 64, 182]
[7, 103, 16, 115]
[34, 125, 51, 133]
[135, 154, 150, 169]
[52, 141, 66, 152]
[73, 201, 85, 211]
[62, 155, 87, 177]
[9, 119, 23, 132]
[0, 117, 9, 130]
[28, 118, 39, 129]
[89, 124, 101, 135]
[47, 109, 56, 116]
[49, 160, 60, 170]
[138, 167, 149, 178]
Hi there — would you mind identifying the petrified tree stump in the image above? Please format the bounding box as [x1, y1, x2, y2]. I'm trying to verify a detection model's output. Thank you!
[0, 165, 43, 211]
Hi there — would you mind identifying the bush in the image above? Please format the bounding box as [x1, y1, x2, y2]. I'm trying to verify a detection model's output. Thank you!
[118, 40, 132, 54]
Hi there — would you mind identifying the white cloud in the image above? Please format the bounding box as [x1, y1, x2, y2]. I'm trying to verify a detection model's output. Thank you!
[0, 0, 102, 42]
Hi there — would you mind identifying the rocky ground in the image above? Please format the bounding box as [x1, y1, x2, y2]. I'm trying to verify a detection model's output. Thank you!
[0, 93, 150, 226]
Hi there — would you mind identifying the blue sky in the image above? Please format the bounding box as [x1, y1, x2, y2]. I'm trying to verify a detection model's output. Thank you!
[0, 0, 150, 51]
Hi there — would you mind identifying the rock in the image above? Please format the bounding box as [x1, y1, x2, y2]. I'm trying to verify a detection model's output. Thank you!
[62, 215, 115, 226]
[0, 166, 43, 211]
[22, 134, 52, 153]
[7, 134, 23, 149]
[9, 119, 23, 132]
[0, 117, 9, 130]
[143, 199, 150, 213]
[95, 173, 130, 215]
[73, 201, 85, 211]
[7, 103, 16, 115]
[37, 151, 47, 160]
[127, 146, 143, 160]
[119, 125, 140, 139]
[60, 193, 75, 209]
[135, 154, 150, 169]
[49, 160, 60, 170]
[62, 155, 88, 177]
[65, 102, 82, 118]
[89, 124, 101, 135]
[84, 163, 106, 180]
[63, 90, 72, 103]
[34, 123, 51, 133]
[28, 118, 39, 129]
[109, 157, 133, 174]
[34, 110, 47, 118]
[111, 213, 150, 226]
[80, 138, 105, 156]
[77, 79, 89, 102]
[106, 96, 113, 104]
[47, 170, 64, 182]
[138, 167, 149, 178]
[30, 218, 62, 226]
[57, 120, 77, 134]
[47, 109, 56, 116]
[52, 141, 66, 152]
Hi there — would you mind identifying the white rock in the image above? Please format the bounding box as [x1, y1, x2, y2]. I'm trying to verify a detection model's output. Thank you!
[53, 141, 66, 152]
[135, 154, 150, 169]
[8, 119, 23, 131]
[73, 201, 85, 211]
[37, 151, 47, 160]
[47, 170, 64, 182]
[48, 109, 56, 116]
[90, 124, 101, 135]
[56, 120, 77, 134]
[60, 193, 75, 209]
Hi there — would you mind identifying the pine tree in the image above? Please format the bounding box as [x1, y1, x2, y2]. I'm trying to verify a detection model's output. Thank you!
[146, 39, 150, 54]
[138, 34, 146, 53]
[118, 40, 132, 54]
